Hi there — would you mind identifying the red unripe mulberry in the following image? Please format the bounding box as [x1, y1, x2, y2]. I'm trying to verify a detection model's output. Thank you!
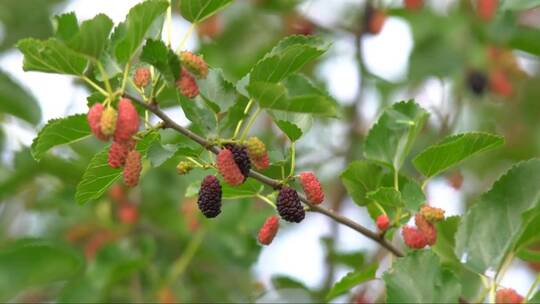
[402, 226, 428, 249]
[365, 6, 386, 35]
[177, 68, 199, 98]
[258, 215, 280, 245]
[415, 213, 437, 246]
[118, 202, 139, 224]
[217, 148, 244, 186]
[114, 98, 140, 142]
[376, 214, 390, 231]
[123, 150, 142, 187]
[299, 172, 324, 204]
[496, 288, 524, 304]
[87, 103, 109, 141]
[477, 0, 498, 22]
[133, 67, 151, 87]
[108, 139, 136, 168]
[404, 0, 423, 10]
[489, 69, 513, 97]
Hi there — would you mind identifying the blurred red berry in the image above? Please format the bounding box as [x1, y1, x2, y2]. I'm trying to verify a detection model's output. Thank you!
[376, 214, 390, 231]
[496, 288, 524, 304]
[258, 215, 280, 245]
[477, 0, 498, 22]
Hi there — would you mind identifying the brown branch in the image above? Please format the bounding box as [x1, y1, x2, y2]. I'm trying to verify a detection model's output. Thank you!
[128, 94, 404, 258]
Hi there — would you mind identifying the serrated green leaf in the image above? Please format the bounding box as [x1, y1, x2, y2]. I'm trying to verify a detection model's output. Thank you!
[384, 251, 461, 303]
[176, 92, 217, 135]
[249, 35, 329, 84]
[412, 132, 504, 178]
[455, 159, 540, 273]
[340, 160, 386, 206]
[432, 216, 461, 265]
[179, 0, 233, 23]
[326, 264, 377, 301]
[401, 179, 425, 211]
[269, 109, 312, 142]
[199, 69, 238, 113]
[0, 239, 84, 302]
[54, 12, 79, 41]
[31, 114, 90, 160]
[112, 0, 169, 63]
[364, 100, 429, 170]
[366, 187, 404, 208]
[17, 38, 88, 75]
[0, 69, 41, 124]
[75, 133, 159, 204]
[247, 74, 337, 116]
[140, 39, 180, 85]
[67, 14, 113, 58]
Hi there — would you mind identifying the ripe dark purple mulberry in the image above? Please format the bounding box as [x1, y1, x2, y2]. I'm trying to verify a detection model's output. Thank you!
[197, 175, 222, 218]
[224, 144, 251, 180]
[467, 70, 488, 95]
[277, 187, 305, 223]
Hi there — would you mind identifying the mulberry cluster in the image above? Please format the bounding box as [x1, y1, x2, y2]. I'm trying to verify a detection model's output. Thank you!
[415, 213, 436, 246]
[495, 288, 524, 304]
[224, 144, 251, 178]
[197, 175, 222, 218]
[277, 187, 305, 223]
[376, 214, 390, 231]
[245, 137, 270, 170]
[133, 67, 151, 87]
[298, 172, 324, 204]
[108, 139, 135, 168]
[258, 215, 280, 245]
[180, 51, 209, 78]
[402, 206, 445, 249]
[123, 150, 142, 187]
[217, 148, 244, 186]
[177, 67, 199, 98]
[402, 226, 427, 249]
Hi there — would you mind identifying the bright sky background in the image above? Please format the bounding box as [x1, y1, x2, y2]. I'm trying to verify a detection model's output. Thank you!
[0, 0, 535, 301]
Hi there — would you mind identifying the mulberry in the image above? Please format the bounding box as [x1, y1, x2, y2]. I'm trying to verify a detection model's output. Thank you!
[176, 161, 194, 175]
[177, 68, 199, 98]
[404, 0, 423, 10]
[467, 70, 488, 96]
[118, 202, 139, 224]
[133, 67, 151, 87]
[364, 5, 386, 35]
[299, 172, 324, 204]
[402, 226, 428, 249]
[87, 103, 108, 141]
[252, 153, 270, 171]
[245, 137, 267, 159]
[100, 106, 117, 137]
[197, 175, 222, 218]
[114, 98, 140, 143]
[419, 205, 445, 223]
[277, 187, 305, 223]
[108, 139, 136, 168]
[489, 69, 513, 97]
[376, 214, 390, 231]
[180, 51, 209, 79]
[496, 288, 524, 304]
[123, 150, 142, 187]
[415, 213, 437, 246]
[258, 215, 280, 245]
[477, 0, 498, 22]
[216, 148, 244, 186]
[224, 144, 251, 179]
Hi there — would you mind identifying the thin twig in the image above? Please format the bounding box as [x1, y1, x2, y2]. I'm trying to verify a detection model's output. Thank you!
[127, 94, 404, 257]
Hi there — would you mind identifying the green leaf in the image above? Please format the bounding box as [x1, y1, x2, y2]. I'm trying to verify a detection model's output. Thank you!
[340, 160, 386, 206]
[508, 26, 540, 56]
[0, 69, 41, 124]
[530, 291, 540, 303]
[179, 0, 233, 23]
[401, 179, 425, 211]
[68, 14, 114, 58]
[247, 74, 337, 116]
[31, 114, 90, 161]
[112, 0, 169, 63]
[221, 179, 263, 199]
[383, 251, 461, 303]
[501, 0, 540, 10]
[271, 275, 310, 291]
[455, 159, 540, 273]
[269, 110, 312, 142]
[326, 264, 377, 301]
[249, 35, 329, 84]
[140, 39, 181, 85]
[198, 69, 238, 113]
[17, 38, 88, 75]
[54, 12, 79, 41]
[0, 239, 83, 302]
[412, 132, 504, 178]
[366, 187, 404, 208]
[75, 132, 159, 204]
[431, 216, 461, 264]
[176, 92, 217, 134]
[364, 100, 429, 170]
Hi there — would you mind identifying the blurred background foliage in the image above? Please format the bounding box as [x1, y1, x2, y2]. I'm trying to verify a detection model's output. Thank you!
[0, 0, 540, 302]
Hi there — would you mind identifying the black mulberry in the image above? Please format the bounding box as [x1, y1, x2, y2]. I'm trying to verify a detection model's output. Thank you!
[197, 175, 222, 218]
[277, 187, 305, 223]
[467, 70, 488, 95]
[224, 144, 251, 180]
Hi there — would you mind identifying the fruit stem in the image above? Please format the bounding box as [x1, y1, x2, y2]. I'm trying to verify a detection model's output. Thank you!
[96, 61, 114, 99]
[82, 76, 108, 96]
[288, 142, 295, 178]
[177, 22, 196, 53]
[256, 194, 276, 209]
[232, 99, 254, 139]
[239, 106, 261, 141]
[526, 272, 540, 301]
